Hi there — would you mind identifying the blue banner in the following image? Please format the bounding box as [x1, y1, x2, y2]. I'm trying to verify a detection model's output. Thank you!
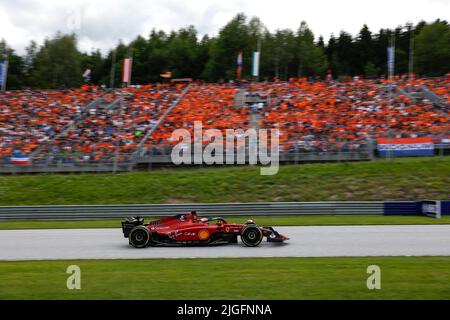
[0, 61, 5, 85]
[387, 47, 394, 75]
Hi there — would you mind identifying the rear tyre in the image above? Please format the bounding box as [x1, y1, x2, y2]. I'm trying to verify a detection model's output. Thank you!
[129, 226, 151, 248]
[240, 226, 263, 247]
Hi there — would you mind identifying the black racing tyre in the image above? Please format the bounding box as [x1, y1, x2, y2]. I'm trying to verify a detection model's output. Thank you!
[240, 225, 263, 247]
[129, 226, 151, 248]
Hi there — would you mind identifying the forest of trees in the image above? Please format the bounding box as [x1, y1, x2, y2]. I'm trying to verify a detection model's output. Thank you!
[1, 14, 450, 89]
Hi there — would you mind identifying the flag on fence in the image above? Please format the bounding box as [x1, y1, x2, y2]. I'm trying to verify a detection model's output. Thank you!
[10, 152, 30, 165]
[160, 71, 172, 78]
[377, 137, 434, 157]
[236, 51, 243, 80]
[122, 58, 133, 83]
[82, 68, 91, 80]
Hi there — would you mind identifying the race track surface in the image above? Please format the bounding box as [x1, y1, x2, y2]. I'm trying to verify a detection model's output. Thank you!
[1, 225, 450, 261]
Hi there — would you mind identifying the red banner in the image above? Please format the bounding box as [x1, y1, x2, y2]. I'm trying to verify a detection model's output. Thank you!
[122, 58, 132, 83]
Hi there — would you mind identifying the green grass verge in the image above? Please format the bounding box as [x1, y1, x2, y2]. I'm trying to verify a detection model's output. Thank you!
[0, 257, 449, 299]
[1, 215, 449, 230]
[0, 157, 449, 205]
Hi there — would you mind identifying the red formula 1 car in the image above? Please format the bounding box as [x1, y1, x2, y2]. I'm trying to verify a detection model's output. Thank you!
[121, 211, 289, 248]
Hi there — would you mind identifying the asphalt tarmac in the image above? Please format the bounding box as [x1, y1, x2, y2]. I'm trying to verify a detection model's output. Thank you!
[0, 225, 449, 261]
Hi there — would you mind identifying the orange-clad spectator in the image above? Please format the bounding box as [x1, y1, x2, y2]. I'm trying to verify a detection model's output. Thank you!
[0, 86, 103, 160]
[33, 83, 186, 164]
[145, 83, 249, 155]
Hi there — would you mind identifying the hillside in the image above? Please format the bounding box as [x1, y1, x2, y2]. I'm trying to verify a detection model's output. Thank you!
[0, 157, 448, 205]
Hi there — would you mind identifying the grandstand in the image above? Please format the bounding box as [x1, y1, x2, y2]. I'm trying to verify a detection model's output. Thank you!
[257, 79, 448, 151]
[32, 83, 187, 166]
[0, 87, 103, 157]
[0, 77, 449, 173]
[143, 83, 249, 156]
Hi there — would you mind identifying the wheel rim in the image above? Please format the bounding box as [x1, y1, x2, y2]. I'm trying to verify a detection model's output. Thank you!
[242, 227, 262, 246]
[131, 229, 149, 247]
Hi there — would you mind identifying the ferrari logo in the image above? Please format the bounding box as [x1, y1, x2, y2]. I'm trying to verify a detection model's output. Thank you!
[198, 229, 210, 240]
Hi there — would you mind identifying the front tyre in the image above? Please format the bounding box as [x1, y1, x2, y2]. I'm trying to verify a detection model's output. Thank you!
[129, 226, 151, 248]
[240, 226, 263, 247]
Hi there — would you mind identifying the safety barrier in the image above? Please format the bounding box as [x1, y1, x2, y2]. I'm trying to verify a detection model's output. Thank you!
[0, 201, 447, 220]
[0, 201, 394, 220]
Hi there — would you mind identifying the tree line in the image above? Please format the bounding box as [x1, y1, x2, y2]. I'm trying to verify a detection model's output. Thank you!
[1, 14, 450, 89]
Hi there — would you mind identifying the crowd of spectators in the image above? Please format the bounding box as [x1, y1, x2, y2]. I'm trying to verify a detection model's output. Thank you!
[0, 86, 103, 162]
[33, 83, 186, 165]
[143, 83, 250, 156]
[247, 78, 449, 153]
[0, 78, 448, 166]
[419, 75, 450, 105]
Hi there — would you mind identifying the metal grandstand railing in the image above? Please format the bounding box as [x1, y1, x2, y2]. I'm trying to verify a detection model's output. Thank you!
[0, 152, 134, 173]
[104, 98, 122, 111]
[420, 85, 448, 111]
[395, 85, 417, 103]
[136, 145, 375, 164]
